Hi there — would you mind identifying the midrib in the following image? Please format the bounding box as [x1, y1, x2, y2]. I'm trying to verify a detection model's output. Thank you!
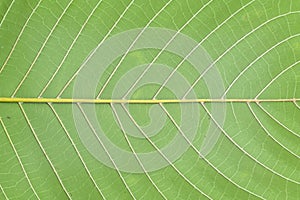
[0, 97, 299, 104]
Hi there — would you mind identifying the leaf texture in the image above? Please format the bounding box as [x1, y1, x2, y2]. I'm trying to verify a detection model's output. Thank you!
[0, 0, 299, 199]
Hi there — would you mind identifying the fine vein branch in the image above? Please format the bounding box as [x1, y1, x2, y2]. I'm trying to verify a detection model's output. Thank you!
[0, 97, 299, 104]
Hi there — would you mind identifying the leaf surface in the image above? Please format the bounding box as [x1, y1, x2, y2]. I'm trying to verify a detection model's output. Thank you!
[0, 0, 299, 199]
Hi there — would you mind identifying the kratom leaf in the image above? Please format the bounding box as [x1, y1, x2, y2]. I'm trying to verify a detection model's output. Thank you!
[0, 0, 299, 199]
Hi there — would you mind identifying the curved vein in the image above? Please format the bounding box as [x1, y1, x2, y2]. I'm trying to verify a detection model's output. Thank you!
[120, 104, 212, 199]
[153, 0, 254, 99]
[76, 103, 136, 200]
[19, 103, 72, 199]
[294, 101, 300, 110]
[38, 0, 104, 97]
[247, 103, 299, 158]
[0, 0, 15, 28]
[0, 118, 40, 200]
[256, 103, 300, 138]
[255, 60, 300, 99]
[182, 11, 300, 98]
[11, 0, 74, 97]
[0, 0, 42, 74]
[47, 103, 106, 199]
[57, 0, 135, 98]
[111, 104, 167, 200]
[95, 0, 174, 99]
[121, 0, 214, 99]
[159, 103, 265, 199]
[200, 103, 299, 184]
[0, 184, 8, 200]
[222, 34, 300, 98]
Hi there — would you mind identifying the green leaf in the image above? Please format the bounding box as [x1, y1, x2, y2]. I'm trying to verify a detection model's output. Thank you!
[0, 0, 299, 199]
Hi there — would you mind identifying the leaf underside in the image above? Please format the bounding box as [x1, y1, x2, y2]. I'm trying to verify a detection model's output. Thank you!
[0, 0, 299, 200]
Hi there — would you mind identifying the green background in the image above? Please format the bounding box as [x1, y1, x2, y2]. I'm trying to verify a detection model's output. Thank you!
[0, 0, 299, 199]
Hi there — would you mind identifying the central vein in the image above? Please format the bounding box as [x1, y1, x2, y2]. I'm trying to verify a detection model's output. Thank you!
[0, 97, 299, 104]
